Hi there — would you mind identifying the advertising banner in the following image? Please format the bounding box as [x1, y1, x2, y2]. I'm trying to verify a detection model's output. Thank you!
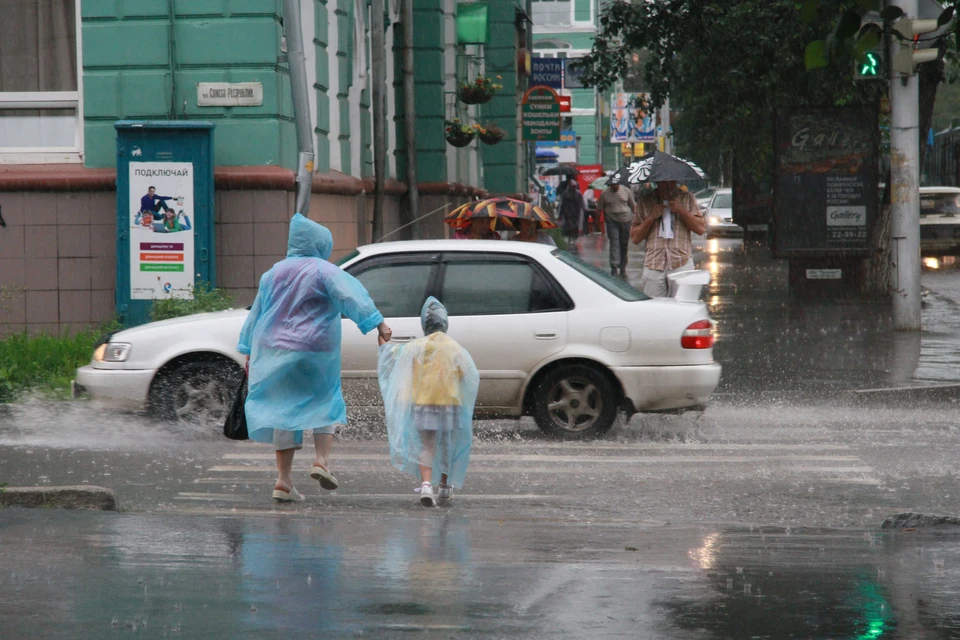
[773, 108, 878, 256]
[129, 162, 195, 300]
[610, 93, 655, 143]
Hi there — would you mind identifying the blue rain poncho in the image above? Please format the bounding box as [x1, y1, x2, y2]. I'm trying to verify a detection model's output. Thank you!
[238, 214, 384, 444]
[377, 298, 479, 488]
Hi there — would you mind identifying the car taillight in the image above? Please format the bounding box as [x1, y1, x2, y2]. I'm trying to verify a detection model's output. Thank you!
[682, 319, 714, 349]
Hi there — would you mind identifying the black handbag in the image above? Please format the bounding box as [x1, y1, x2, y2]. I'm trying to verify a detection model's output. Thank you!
[223, 374, 249, 441]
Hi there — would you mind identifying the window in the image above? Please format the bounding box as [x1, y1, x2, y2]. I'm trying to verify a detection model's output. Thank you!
[711, 193, 732, 209]
[0, 0, 83, 162]
[440, 256, 570, 316]
[350, 259, 436, 318]
[920, 193, 960, 217]
[532, 0, 572, 27]
[554, 251, 649, 302]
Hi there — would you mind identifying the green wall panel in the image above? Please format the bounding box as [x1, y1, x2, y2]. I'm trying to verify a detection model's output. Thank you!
[83, 23, 170, 68]
[174, 19, 279, 65]
[339, 97, 351, 172]
[83, 122, 118, 168]
[121, 0, 168, 17]
[533, 31, 596, 50]
[314, 0, 329, 47]
[316, 134, 331, 173]
[226, 0, 280, 15]
[120, 71, 173, 118]
[173, 0, 224, 17]
[212, 120, 285, 165]
[316, 93, 330, 133]
[83, 73, 120, 118]
[82, 0, 118, 19]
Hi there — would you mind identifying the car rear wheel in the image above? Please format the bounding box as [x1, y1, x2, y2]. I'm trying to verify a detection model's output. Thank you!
[532, 365, 619, 439]
[152, 361, 243, 427]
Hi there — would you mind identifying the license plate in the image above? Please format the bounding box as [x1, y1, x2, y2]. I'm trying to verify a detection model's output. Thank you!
[806, 269, 842, 280]
[747, 224, 768, 232]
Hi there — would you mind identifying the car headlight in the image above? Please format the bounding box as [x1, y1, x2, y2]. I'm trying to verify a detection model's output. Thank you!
[94, 342, 131, 362]
[709, 216, 723, 226]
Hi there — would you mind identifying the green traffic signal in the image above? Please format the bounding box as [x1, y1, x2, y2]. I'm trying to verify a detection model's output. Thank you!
[856, 50, 884, 80]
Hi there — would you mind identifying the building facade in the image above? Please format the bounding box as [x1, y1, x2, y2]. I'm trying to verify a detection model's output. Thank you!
[0, 0, 534, 335]
[530, 0, 616, 171]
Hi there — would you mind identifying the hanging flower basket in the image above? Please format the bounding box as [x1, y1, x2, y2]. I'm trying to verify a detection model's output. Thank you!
[445, 118, 476, 147]
[474, 122, 505, 145]
[457, 75, 503, 105]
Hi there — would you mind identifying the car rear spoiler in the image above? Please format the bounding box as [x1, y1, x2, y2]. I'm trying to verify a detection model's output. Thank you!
[668, 270, 710, 302]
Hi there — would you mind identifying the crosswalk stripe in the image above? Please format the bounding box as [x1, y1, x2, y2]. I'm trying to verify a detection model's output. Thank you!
[217, 454, 860, 464]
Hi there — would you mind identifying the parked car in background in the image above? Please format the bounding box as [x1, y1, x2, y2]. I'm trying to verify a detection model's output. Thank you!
[76, 241, 721, 440]
[919, 186, 960, 256]
[695, 187, 717, 212]
[704, 189, 742, 238]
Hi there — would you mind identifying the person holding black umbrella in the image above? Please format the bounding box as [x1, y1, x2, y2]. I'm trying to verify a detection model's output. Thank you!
[630, 180, 705, 297]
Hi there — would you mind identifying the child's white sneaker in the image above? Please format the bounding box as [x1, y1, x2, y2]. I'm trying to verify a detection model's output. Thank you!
[419, 482, 436, 507]
[437, 483, 453, 505]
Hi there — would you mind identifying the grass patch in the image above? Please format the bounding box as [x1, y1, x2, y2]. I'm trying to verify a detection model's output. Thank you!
[150, 282, 235, 322]
[0, 321, 121, 403]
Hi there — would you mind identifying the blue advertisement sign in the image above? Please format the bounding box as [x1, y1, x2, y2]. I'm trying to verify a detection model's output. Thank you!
[531, 57, 563, 89]
[538, 130, 577, 148]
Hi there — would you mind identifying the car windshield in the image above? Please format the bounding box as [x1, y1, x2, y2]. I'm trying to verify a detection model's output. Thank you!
[712, 193, 732, 208]
[920, 193, 960, 217]
[553, 251, 649, 301]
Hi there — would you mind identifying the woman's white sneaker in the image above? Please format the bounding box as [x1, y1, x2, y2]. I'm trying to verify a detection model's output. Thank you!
[437, 483, 453, 505]
[419, 482, 436, 507]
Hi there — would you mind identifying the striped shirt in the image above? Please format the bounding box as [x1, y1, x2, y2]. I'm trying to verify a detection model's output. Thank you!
[633, 189, 703, 271]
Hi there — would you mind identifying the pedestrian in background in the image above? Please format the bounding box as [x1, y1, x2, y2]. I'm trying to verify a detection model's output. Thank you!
[238, 214, 392, 503]
[597, 177, 636, 278]
[378, 297, 479, 507]
[557, 181, 585, 248]
[630, 180, 706, 297]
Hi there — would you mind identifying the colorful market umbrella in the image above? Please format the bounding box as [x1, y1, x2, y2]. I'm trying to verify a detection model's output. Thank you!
[445, 197, 557, 230]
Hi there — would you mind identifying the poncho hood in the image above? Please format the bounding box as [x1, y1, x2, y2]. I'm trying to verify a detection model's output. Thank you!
[286, 213, 333, 260]
[421, 296, 448, 335]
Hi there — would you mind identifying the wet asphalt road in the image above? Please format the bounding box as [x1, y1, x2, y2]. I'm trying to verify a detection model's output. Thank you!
[2, 235, 960, 637]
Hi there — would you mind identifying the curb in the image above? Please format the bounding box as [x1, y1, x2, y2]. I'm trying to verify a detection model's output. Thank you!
[0, 486, 118, 511]
[847, 383, 960, 404]
[881, 512, 960, 530]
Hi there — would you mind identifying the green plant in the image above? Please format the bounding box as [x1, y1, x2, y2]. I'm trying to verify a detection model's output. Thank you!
[474, 122, 505, 145]
[457, 75, 503, 105]
[0, 319, 122, 402]
[149, 282, 235, 322]
[444, 118, 476, 147]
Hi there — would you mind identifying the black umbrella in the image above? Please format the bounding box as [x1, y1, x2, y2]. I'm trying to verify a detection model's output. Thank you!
[610, 150, 707, 185]
[541, 165, 579, 178]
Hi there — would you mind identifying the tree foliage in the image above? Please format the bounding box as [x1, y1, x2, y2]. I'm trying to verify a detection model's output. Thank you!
[579, 0, 889, 179]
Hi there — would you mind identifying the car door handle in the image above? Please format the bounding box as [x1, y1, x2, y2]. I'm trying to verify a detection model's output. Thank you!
[534, 332, 557, 340]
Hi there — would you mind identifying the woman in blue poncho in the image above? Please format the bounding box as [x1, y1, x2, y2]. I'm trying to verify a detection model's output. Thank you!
[377, 297, 479, 507]
[238, 214, 391, 502]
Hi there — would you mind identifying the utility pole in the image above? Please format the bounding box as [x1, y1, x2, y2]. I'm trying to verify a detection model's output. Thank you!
[661, 96, 671, 154]
[370, 0, 386, 242]
[281, 0, 315, 217]
[402, 0, 420, 239]
[888, 2, 938, 330]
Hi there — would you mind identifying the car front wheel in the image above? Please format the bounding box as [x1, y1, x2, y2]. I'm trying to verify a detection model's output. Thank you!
[152, 360, 243, 427]
[532, 364, 619, 439]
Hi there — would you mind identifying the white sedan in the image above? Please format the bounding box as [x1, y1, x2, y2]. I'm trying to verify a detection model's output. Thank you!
[76, 241, 721, 439]
[705, 189, 742, 238]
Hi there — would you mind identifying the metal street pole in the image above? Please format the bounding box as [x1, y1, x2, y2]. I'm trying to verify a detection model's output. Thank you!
[889, 0, 922, 331]
[370, 0, 386, 242]
[402, 0, 420, 239]
[281, 0, 315, 216]
[661, 96, 671, 154]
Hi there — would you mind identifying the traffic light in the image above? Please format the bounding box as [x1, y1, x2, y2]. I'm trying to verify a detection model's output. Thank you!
[855, 49, 884, 79]
[891, 18, 940, 75]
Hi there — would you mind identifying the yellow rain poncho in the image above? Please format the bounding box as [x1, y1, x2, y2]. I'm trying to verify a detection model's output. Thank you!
[377, 298, 479, 488]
